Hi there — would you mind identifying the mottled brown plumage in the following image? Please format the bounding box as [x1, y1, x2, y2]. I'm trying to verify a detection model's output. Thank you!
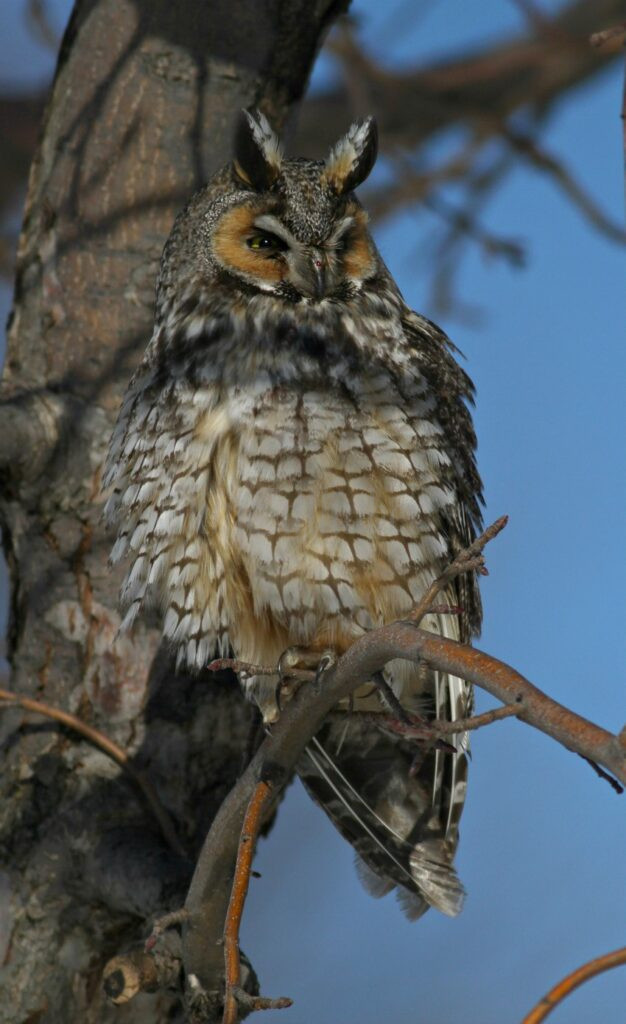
[104, 111, 483, 918]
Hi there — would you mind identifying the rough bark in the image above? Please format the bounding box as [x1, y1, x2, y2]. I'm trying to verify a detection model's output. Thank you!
[0, 2, 346, 1021]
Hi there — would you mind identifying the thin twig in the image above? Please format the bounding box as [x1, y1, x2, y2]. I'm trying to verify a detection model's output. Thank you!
[231, 988, 293, 1013]
[503, 128, 626, 244]
[27, 0, 59, 50]
[328, 703, 519, 739]
[407, 515, 508, 624]
[426, 603, 463, 616]
[433, 703, 520, 734]
[520, 946, 626, 1024]
[0, 687, 186, 859]
[145, 908, 190, 952]
[223, 779, 276, 1024]
[578, 755, 623, 795]
[425, 192, 526, 268]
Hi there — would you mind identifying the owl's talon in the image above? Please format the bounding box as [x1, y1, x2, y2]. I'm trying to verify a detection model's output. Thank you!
[275, 645, 337, 703]
[313, 649, 337, 693]
[277, 645, 310, 680]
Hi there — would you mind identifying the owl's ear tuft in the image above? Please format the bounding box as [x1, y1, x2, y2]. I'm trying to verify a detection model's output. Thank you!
[233, 109, 283, 191]
[322, 117, 378, 195]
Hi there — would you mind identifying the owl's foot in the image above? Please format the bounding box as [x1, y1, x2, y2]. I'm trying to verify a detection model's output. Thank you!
[276, 645, 337, 709]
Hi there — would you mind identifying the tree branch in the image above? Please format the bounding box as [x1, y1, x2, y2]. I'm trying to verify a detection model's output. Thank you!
[0, 686, 186, 858]
[520, 945, 626, 1024]
[502, 127, 626, 244]
[297, 0, 623, 154]
[174, 622, 625, 1017]
[222, 779, 291, 1024]
[407, 514, 508, 624]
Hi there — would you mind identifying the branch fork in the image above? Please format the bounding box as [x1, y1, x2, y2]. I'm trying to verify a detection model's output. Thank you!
[101, 517, 625, 1020]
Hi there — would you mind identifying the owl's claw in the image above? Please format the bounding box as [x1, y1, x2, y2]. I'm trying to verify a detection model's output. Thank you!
[314, 650, 337, 693]
[276, 645, 337, 705]
[277, 645, 313, 679]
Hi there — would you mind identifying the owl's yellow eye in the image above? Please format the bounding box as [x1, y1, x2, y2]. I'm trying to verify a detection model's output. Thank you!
[247, 232, 288, 255]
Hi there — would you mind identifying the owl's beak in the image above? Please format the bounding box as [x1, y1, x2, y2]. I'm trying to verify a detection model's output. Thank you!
[311, 257, 327, 300]
[286, 249, 330, 300]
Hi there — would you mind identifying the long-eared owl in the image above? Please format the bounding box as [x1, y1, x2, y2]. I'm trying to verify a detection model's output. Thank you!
[104, 111, 483, 919]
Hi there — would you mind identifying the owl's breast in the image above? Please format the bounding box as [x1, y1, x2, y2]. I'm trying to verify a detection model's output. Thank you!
[218, 371, 457, 651]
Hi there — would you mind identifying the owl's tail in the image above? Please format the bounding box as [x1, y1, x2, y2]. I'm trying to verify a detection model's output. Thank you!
[296, 658, 470, 919]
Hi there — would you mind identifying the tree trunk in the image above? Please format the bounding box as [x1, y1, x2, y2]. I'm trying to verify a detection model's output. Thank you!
[0, 2, 346, 1020]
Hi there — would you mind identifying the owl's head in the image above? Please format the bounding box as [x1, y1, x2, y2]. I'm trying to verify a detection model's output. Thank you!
[201, 111, 379, 302]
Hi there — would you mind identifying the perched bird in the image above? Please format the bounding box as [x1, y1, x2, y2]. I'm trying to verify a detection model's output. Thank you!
[104, 111, 483, 919]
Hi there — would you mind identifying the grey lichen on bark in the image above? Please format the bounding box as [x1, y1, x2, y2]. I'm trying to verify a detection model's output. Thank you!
[0, 1, 348, 1020]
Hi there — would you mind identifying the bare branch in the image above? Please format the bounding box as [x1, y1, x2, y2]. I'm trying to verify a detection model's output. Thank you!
[297, 0, 623, 154]
[222, 779, 288, 1024]
[26, 0, 59, 51]
[520, 945, 626, 1024]
[0, 687, 187, 858]
[146, 908, 191, 952]
[408, 514, 508, 624]
[396, 703, 519, 736]
[425, 193, 526, 268]
[503, 127, 626, 244]
[230, 989, 292, 1014]
[180, 620, 626, 1011]
[578, 755, 623, 794]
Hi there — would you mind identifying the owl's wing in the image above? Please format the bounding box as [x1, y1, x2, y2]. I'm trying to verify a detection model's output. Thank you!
[400, 308, 484, 638]
[297, 308, 481, 917]
[102, 334, 227, 661]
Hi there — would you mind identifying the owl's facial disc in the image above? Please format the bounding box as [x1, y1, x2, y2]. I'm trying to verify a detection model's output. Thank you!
[212, 202, 375, 299]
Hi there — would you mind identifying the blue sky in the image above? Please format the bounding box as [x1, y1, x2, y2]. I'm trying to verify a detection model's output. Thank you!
[1, 2, 624, 1021]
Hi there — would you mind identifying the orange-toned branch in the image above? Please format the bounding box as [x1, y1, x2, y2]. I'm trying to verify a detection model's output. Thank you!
[520, 945, 626, 1024]
[392, 628, 625, 786]
[222, 778, 291, 1023]
[179, 516, 625, 1014]
[0, 687, 186, 858]
[185, 620, 626, 1009]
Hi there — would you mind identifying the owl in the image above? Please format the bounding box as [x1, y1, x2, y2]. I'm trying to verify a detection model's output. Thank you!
[104, 111, 483, 919]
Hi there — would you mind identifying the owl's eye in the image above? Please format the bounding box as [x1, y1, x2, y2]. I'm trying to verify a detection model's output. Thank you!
[247, 232, 288, 255]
